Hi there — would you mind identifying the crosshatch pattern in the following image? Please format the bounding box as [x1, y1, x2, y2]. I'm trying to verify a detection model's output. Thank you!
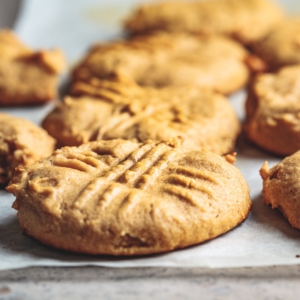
[8, 138, 251, 256]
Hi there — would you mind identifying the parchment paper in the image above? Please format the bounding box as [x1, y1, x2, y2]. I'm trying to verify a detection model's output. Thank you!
[1, 0, 300, 271]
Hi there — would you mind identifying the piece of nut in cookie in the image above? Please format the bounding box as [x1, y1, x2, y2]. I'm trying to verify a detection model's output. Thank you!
[260, 152, 300, 229]
[7, 137, 251, 255]
[0, 30, 66, 106]
[0, 112, 56, 185]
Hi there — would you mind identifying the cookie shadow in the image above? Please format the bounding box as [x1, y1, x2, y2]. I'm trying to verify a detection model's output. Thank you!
[0, 212, 234, 265]
[0, 214, 170, 264]
[236, 133, 283, 160]
[251, 194, 300, 240]
[58, 74, 71, 100]
[3, 194, 298, 267]
[0, 184, 8, 190]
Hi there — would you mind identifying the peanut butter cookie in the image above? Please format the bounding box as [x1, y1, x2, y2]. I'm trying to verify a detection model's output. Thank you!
[124, 0, 284, 45]
[254, 18, 300, 70]
[0, 112, 56, 185]
[72, 32, 250, 95]
[260, 151, 300, 229]
[245, 65, 300, 156]
[43, 75, 241, 155]
[7, 137, 251, 255]
[0, 30, 66, 106]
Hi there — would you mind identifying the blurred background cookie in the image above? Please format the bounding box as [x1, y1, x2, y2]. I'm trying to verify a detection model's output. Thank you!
[254, 18, 300, 70]
[43, 75, 241, 155]
[244, 65, 300, 156]
[0, 112, 56, 185]
[124, 0, 284, 45]
[7, 137, 251, 255]
[0, 30, 66, 106]
[72, 32, 250, 95]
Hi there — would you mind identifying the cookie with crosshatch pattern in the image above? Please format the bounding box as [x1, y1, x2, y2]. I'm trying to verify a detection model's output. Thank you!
[7, 137, 251, 255]
[42, 74, 241, 155]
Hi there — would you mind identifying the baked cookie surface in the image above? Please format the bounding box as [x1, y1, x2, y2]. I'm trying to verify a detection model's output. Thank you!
[72, 32, 250, 95]
[244, 65, 300, 156]
[7, 137, 251, 255]
[124, 0, 284, 45]
[43, 76, 241, 155]
[260, 151, 300, 229]
[0, 30, 65, 106]
[0, 112, 56, 185]
[254, 18, 300, 70]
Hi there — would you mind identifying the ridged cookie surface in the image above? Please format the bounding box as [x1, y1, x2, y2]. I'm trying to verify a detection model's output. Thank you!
[124, 0, 284, 45]
[0, 30, 65, 106]
[72, 32, 249, 95]
[245, 65, 300, 156]
[260, 151, 300, 229]
[0, 112, 56, 185]
[7, 138, 251, 255]
[43, 76, 241, 155]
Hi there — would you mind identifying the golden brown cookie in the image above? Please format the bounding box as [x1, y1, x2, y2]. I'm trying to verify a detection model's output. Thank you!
[42, 75, 241, 155]
[254, 18, 300, 70]
[245, 65, 300, 156]
[0, 112, 56, 185]
[7, 137, 251, 255]
[260, 151, 300, 229]
[0, 30, 66, 106]
[72, 32, 250, 95]
[124, 0, 284, 45]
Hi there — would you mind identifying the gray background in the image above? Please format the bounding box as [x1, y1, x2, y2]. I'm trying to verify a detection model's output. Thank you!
[0, 0, 20, 29]
[1, 1, 300, 299]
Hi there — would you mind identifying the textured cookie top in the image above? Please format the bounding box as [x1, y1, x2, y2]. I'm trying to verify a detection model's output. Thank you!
[245, 65, 300, 155]
[43, 76, 241, 155]
[254, 18, 300, 70]
[124, 0, 284, 45]
[8, 138, 251, 255]
[0, 30, 66, 106]
[0, 112, 56, 184]
[0, 30, 65, 74]
[72, 32, 249, 95]
[260, 151, 300, 229]
[250, 65, 300, 109]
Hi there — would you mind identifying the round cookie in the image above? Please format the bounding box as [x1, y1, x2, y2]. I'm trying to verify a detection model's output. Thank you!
[0, 112, 56, 185]
[124, 0, 284, 45]
[244, 65, 300, 156]
[260, 151, 300, 229]
[7, 137, 251, 256]
[43, 76, 241, 155]
[72, 31, 250, 95]
[0, 30, 66, 106]
[254, 18, 300, 70]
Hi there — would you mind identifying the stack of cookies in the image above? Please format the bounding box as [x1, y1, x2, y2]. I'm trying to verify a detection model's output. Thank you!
[3, 0, 300, 256]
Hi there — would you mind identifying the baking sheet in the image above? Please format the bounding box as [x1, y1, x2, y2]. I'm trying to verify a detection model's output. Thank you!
[1, 0, 300, 270]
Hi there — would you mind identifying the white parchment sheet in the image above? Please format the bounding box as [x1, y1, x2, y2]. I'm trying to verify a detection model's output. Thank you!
[1, 0, 300, 270]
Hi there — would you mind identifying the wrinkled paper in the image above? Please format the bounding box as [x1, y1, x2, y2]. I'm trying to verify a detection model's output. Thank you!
[1, 0, 300, 270]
